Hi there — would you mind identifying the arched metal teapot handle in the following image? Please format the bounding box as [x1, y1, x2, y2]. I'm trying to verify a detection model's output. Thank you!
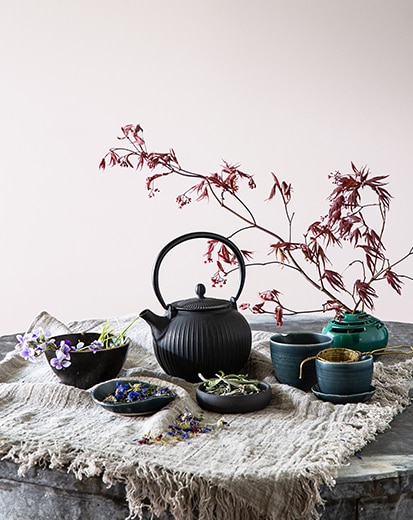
[152, 231, 247, 310]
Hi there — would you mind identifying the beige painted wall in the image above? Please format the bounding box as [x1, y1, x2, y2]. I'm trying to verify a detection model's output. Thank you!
[1, 0, 412, 334]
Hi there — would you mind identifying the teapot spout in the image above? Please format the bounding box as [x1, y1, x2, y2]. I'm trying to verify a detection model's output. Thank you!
[139, 309, 170, 341]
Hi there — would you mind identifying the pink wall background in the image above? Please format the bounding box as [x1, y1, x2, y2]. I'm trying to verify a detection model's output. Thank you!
[1, 0, 413, 334]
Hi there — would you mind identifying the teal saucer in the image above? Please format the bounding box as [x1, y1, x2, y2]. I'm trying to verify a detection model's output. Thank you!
[311, 384, 376, 404]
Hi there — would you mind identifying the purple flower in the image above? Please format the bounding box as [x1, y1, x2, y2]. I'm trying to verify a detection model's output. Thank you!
[33, 339, 50, 354]
[57, 340, 72, 358]
[15, 328, 55, 360]
[15, 333, 38, 361]
[19, 342, 36, 362]
[31, 327, 47, 340]
[50, 350, 71, 370]
[15, 333, 30, 350]
[70, 341, 85, 352]
[89, 340, 103, 353]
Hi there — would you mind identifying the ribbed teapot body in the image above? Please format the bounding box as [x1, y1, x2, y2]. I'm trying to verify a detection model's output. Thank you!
[144, 231, 253, 382]
[153, 308, 252, 382]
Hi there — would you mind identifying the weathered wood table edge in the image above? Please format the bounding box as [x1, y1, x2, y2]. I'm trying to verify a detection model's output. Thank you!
[1, 315, 413, 520]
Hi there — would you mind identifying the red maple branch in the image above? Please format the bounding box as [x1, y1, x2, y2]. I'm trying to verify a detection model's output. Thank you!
[100, 124, 413, 325]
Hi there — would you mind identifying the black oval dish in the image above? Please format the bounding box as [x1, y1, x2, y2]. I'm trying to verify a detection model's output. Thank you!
[196, 381, 272, 414]
[92, 379, 175, 416]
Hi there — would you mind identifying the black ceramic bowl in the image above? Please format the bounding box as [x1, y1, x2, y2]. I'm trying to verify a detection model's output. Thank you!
[91, 379, 176, 416]
[196, 381, 272, 414]
[44, 332, 129, 390]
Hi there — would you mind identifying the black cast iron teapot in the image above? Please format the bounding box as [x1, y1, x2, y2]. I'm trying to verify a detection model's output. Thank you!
[140, 231, 252, 382]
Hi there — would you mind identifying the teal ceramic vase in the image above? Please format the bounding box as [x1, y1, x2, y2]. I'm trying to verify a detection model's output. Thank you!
[322, 312, 388, 353]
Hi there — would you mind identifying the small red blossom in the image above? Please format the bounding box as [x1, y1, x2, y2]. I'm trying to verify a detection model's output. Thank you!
[251, 302, 265, 314]
[258, 289, 281, 302]
[146, 172, 172, 197]
[120, 124, 145, 146]
[274, 306, 284, 326]
[211, 270, 227, 287]
[248, 177, 256, 189]
[204, 240, 218, 263]
[119, 154, 134, 168]
[176, 194, 191, 208]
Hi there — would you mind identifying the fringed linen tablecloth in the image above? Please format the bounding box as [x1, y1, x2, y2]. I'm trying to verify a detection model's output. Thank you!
[0, 311, 412, 520]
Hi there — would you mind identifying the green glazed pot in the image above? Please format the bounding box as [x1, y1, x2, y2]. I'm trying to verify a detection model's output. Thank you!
[322, 312, 388, 353]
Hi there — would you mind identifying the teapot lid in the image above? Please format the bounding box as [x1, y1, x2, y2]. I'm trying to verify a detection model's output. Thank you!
[172, 284, 233, 311]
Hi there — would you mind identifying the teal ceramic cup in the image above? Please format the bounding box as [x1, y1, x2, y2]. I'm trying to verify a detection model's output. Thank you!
[270, 332, 333, 390]
[314, 350, 373, 395]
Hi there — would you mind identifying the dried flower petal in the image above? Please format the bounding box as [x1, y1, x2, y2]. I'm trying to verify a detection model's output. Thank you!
[134, 409, 229, 445]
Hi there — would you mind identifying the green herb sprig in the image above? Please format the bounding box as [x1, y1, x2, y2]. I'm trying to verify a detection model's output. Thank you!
[198, 371, 261, 396]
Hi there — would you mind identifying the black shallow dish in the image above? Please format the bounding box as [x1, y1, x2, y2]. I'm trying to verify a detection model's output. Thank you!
[311, 384, 376, 404]
[196, 381, 272, 414]
[91, 379, 176, 416]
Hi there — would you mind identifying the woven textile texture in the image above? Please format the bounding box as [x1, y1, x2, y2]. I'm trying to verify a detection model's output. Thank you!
[0, 311, 412, 520]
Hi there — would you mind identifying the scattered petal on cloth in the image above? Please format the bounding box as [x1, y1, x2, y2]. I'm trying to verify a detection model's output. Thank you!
[0, 311, 412, 520]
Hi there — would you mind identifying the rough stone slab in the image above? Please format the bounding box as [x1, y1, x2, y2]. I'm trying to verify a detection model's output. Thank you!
[337, 455, 413, 483]
[0, 461, 174, 520]
[0, 460, 129, 520]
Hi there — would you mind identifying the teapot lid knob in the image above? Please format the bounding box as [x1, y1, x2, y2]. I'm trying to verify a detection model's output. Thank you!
[195, 283, 206, 299]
